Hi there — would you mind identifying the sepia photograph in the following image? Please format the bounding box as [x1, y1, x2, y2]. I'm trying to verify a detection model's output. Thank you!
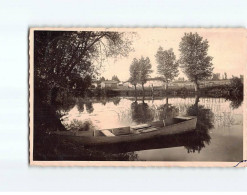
[29, 28, 246, 166]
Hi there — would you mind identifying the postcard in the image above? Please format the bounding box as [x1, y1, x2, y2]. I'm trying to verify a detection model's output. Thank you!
[29, 28, 246, 167]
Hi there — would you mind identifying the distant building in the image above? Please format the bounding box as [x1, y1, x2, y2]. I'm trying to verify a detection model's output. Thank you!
[122, 81, 132, 88]
[120, 78, 232, 90]
[117, 82, 124, 87]
[144, 77, 164, 88]
[169, 80, 194, 88]
[169, 79, 231, 88]
[122, 78, 164, 89]
[101, 80, 118, 89]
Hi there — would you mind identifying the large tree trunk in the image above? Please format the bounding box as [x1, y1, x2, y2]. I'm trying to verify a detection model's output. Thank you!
[194, 81, 199, 92]
[142, 83, 145, 96]
[134, 85, 137, 97]
[195, 94, 200, 107]
[162, 97, 169, 120]
[194, 94, 200, 115]
[165, 82, 168, 91]
[151, 84, 154, 96]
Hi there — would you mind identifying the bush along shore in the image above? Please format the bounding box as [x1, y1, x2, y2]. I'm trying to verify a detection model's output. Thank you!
[92, 84, 242, 98]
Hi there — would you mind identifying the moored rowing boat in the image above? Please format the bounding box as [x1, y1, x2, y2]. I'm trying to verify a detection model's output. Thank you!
[50, 116, 197, 146]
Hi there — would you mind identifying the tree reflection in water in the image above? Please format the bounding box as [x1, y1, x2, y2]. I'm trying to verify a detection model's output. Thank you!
[131, 99, 154, 124]
[65, 119, 95, 132]
[131, 97, 179, 124]
[77, 98, 85, 113]
[36, 95, 242, 160]
[85, 101, 94, 113]
[227, 95, 243, 109]
[184, 95, 214, 153]
[112, 97, 121, 105]
[156, 97, 179, 121]
[55, 96, 77, 118]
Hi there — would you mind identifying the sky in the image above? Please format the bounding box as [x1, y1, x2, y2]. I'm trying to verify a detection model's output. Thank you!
[99, 28, 246, 81]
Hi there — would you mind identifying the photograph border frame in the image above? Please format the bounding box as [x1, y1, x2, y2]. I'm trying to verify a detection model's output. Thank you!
[29, 27, 247, 167]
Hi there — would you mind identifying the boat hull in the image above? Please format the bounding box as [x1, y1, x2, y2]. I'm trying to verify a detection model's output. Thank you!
[51, 116, 197, 146]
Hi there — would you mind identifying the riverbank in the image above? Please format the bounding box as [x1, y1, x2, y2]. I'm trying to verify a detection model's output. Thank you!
[90, 84, 241, 99]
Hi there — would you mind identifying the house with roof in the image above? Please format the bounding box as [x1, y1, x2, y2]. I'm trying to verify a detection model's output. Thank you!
[100, 80, 118, 89]
[144, 77, 164, 88]
[123, 77, 165, 89]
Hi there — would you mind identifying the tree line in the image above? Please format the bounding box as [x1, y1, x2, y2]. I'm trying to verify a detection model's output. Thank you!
[129, 32, 214, 93]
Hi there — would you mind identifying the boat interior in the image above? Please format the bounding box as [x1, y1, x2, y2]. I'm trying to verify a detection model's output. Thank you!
[94, 117, 189, 137]
[52, 117, 192, 137]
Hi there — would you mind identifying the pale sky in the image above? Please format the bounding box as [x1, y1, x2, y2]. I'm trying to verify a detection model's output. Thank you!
[99, 28, 246, 81]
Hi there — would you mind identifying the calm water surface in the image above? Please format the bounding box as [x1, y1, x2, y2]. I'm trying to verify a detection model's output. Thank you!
[57, 96, 243, 161]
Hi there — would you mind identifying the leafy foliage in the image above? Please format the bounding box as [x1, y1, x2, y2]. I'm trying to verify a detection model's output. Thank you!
[211, 73, 220, 80]
[99, 77, 106, 82]
[34, 31, 133, 97]
[138, 57, 153, 86]
[112, 75, 120, 82]
[129, 57, 152, 92]
[179, 32, 214, 88]
[155, 47, 179, 86]
[129, 58, 140, 87]
[229, 77, 243, 97]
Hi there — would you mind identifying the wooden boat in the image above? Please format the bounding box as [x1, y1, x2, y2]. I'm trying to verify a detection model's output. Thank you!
[50, 116, 197, 146]
[87, 130, 198, 154]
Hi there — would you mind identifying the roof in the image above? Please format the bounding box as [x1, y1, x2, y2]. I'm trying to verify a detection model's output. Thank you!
[101, 80, 118, 84]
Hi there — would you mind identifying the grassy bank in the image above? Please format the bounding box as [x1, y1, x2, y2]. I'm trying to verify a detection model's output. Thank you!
[99, 84, 241, 98]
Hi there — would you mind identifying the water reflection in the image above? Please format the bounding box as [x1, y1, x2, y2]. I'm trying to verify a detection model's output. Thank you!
[131, 100, 154, 124]
[93, 96, 214, 154]
[85, 101, 94, 113]
[227, 96, 243, 109]
[55, 95, 243, 161]
[112, 97, 121, 106]
[56, 96, 76, 117]
[156, 97, 179, 121]
[184, 95, 214, 153]
[77, 98, 85, 113]
[66, 119, 95, 132]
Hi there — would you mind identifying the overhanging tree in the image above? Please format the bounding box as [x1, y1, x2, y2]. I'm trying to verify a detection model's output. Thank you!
[179, 32, 214, 92]
[155, 47, 179, 90]
[34, 31, 134, 103]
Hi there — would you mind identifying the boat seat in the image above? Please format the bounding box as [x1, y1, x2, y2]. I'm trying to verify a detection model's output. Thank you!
[139, 127, 158, 133]
[101, 130, 115, 137]
[131, 124, 151, 130]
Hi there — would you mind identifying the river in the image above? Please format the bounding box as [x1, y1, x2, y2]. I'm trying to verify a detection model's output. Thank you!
[56, 96, 243, 162]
